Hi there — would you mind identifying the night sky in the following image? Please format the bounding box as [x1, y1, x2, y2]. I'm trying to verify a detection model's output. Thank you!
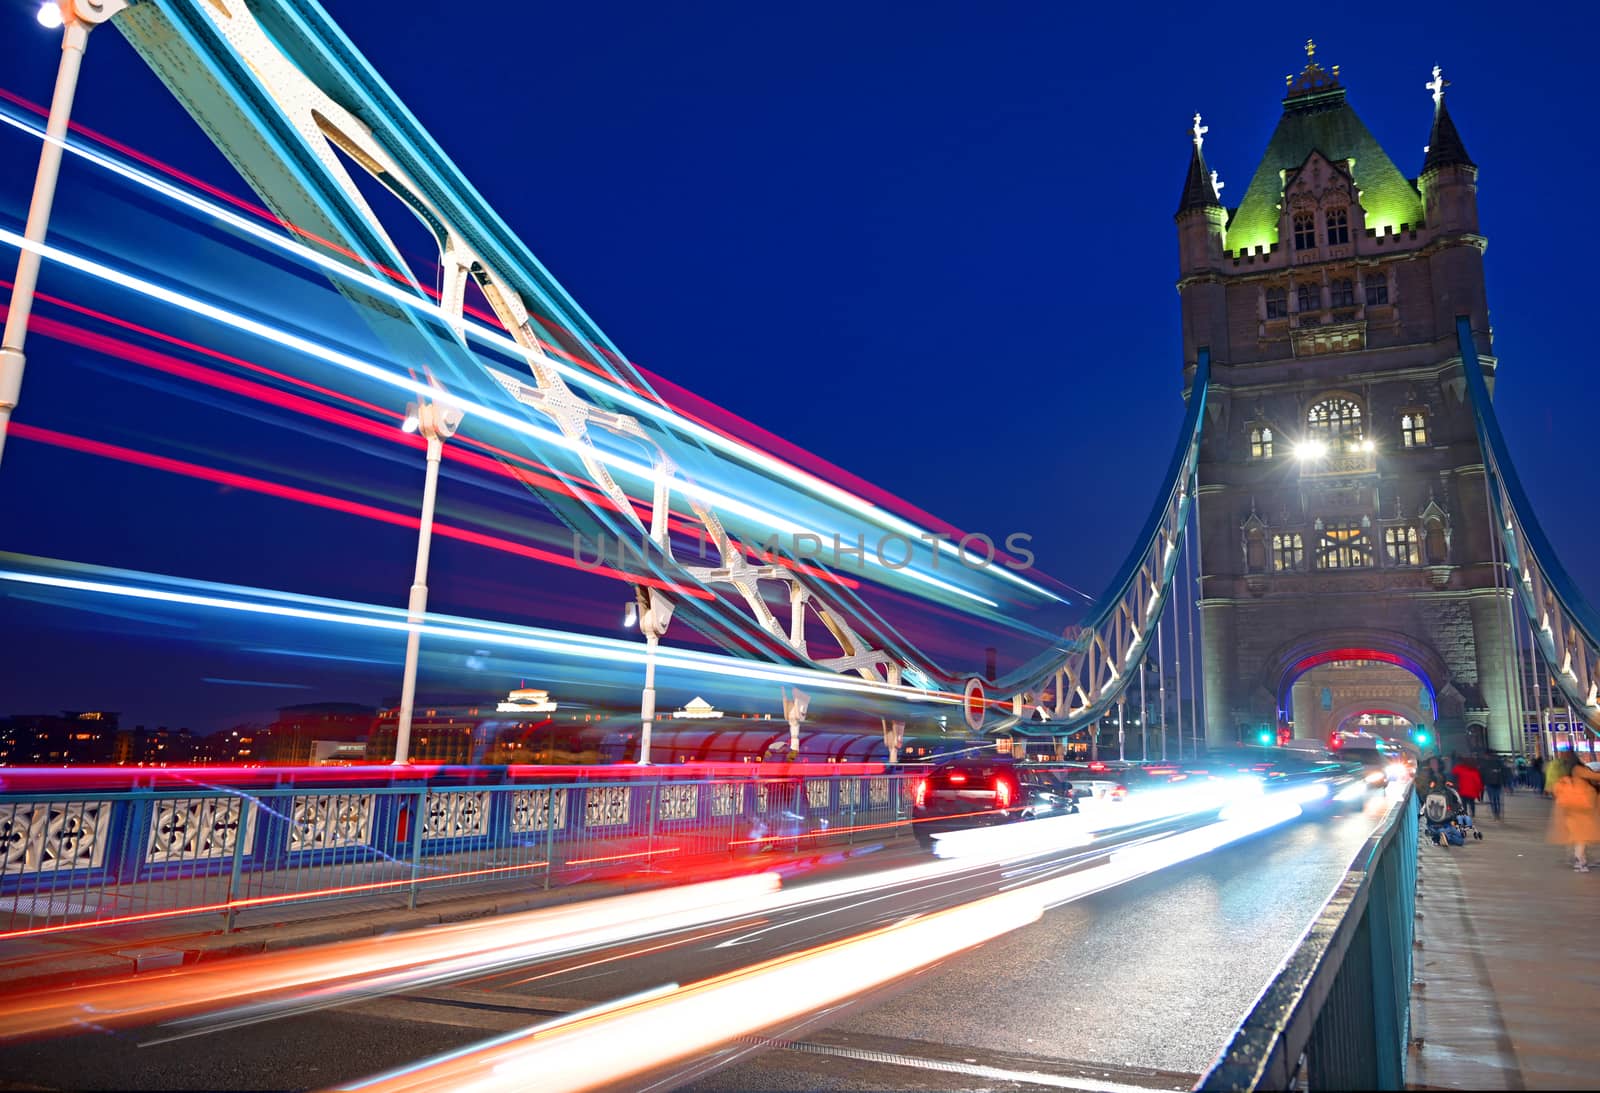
[0, 0, 1594, 733]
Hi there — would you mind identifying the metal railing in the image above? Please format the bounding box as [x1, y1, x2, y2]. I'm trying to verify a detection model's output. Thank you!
[0, 770, 920, 938]
[1196, 787, 1417, 1091]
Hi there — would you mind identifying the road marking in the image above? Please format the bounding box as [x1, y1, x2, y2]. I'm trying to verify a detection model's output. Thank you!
[781, 1039, 1190, 1092]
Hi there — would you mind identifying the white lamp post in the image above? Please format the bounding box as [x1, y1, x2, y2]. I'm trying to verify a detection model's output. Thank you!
[0, 1, 124, 471]
[392, 398, 462, 765]
[628, 591, 673, 765]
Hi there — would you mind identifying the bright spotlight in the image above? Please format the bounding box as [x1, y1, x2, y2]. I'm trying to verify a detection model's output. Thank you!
[1294, 440, 1327, 461]
[36, 3, 63, 29]
[1360, 438, 1375, 453]
[400, 401, 421, 434]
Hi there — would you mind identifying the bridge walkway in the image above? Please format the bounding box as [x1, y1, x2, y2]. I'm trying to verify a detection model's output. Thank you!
[1410, 787, 1600, 1090]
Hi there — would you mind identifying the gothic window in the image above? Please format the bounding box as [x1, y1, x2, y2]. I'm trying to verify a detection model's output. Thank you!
[1246, 530, 1266, 573]
[1424, 518, 1448, 564]
[1293, 213, 1316, 250]
[1265, 286, 1288, 320]
[1307, 397, 1364, 451]
[1385, 525, 1420, 566]
[1250, 426, 1274, 460]
[1365, 277, 1389, 306]
[1272, 533, 1304, 572]
[1330, 278, 1355, 308]
[1401, 411, 1428, 448]
[1325, 207, 1349, 246]
[1316, 520, 1372, 569]
[1297, 282, 1320, 314]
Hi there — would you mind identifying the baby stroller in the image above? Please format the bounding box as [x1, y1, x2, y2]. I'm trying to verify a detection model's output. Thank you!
[1423, 783, 1482, 845]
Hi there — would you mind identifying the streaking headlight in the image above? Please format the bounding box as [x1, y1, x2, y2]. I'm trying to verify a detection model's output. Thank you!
[1365, 770, 1386, 785]
[1334, 780, 1369, 802]
[1385, 763, 1407, 781]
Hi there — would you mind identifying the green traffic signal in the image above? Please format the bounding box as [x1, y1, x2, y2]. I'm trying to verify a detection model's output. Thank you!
[1414, 726, 1431, 747]
[1256, 728, 1273, 746]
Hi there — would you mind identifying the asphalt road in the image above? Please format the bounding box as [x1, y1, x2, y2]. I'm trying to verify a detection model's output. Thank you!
[0, 795, 1389, 1092]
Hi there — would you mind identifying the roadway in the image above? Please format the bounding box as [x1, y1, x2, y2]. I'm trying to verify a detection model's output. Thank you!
[0, 795, 1391, 1092]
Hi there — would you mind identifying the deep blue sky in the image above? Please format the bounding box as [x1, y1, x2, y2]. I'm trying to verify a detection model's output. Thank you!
[0, 0, 1594, 732]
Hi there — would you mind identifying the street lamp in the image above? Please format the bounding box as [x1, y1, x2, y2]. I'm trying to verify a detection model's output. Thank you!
[1294, 439, 1328, 461]
[1, 1, 125, 471]
[630, 590, 673, 765]
[391, 398, 463, 765]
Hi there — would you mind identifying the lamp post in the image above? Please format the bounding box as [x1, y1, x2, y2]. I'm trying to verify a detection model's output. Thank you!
[0, 1, 124, 471]
[627, 591, 674, 765]
[392, 398, 462, 765]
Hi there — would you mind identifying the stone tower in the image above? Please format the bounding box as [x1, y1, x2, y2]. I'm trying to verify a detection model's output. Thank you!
[1178, 44, 1511, 755]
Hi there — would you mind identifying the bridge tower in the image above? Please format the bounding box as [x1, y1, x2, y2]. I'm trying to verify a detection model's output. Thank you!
[1177, 45, 1511, 756]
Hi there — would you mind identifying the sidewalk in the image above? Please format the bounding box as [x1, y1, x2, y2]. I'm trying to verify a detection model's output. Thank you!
[1409, 787, 1600, 1090]
[0, 837, 907, 996]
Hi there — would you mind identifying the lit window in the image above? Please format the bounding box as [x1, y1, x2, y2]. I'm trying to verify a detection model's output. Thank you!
[1307, 397, 1364, 451]
[1365, 277, 1389, 306]
[1401, 411, 1428, 448]
[1294, 213, 1317, 250]
[1272, 533, 1304, 572]
[1265, 286, 1288, 320]
[1325, 207, 1349, 245]
[1297, 282, 1320, 314]
[1250, 426, 1274, 460]
[1385, 525, 1420, 566]
[1331, 278, 1355, 308]
[1316, 520, 1371, 569]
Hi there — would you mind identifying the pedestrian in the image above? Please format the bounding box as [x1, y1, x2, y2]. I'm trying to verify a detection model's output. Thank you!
[1481, 754, 1506, 820]
[1452, 755, 1484, 819]
[1544, 752, 1570, 799]
[1548, 757, 1600, 871]
[1509, 755, 1524, 795]
[1530, 755, 1543, 792]
[1417, 755, 1447, 799]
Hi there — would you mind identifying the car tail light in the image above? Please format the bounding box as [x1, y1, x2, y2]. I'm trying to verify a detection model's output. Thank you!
[995, 779, 1012, 808]
[1089, 761, 1108, 772]
[948, 772, 967, 784]
[913, 779, 928, 808]
[1111, 783, 1127, 801]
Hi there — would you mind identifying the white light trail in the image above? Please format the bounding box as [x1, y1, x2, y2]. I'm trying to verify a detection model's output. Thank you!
[0, 109, 1061, 603]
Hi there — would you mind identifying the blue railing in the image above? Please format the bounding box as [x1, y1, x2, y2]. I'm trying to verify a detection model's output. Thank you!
[0, 767, 918, 937]
[1197, 787, 1417, 1091]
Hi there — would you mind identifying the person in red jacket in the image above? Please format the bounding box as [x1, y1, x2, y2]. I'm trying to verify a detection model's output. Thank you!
[1451, 755, 1485, 820]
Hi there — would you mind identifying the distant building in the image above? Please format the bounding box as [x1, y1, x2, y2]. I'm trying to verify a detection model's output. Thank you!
[112, 725, 200, 766]
[0, 711, 118, 765]
[496, 688, 557, 714]
[671, 696, 722, 719]
[261, 702, 377, 765]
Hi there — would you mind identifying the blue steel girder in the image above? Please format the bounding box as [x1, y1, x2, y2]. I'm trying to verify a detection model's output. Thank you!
[1456, 318, 1600, 732]
[95, 0, 1207, 730]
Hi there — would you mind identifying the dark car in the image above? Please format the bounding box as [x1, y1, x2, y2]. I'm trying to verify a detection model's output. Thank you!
[911, 759, 1077, 849]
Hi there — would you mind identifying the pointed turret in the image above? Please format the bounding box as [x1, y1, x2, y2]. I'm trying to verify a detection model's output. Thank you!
[1176, 114, 1224, 216]
[1418, 65, 1480, 237]
[1422, 66, 1475, 171]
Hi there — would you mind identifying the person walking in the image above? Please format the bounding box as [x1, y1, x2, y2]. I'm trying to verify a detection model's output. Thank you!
[1544, 751, 1569, 799]
[1548, 757, 1600, 871]
[1529, 755, 1543, 792]
[1452, 756, 1484, 820]
[1481, 754, 1506, 820]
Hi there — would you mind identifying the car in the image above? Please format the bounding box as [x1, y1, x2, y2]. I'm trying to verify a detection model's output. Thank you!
[1336, 744, 1408, 788]
[1053, 761, 1129, 806]
[911, 758, 1077, 848]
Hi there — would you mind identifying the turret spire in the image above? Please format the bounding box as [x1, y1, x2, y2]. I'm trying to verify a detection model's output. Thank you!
[1176, 112, 1224, 215]
[1422, 64, 1474, 172]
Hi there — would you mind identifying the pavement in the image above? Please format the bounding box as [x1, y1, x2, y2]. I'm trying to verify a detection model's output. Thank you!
[1409, 787, 1600, 1091]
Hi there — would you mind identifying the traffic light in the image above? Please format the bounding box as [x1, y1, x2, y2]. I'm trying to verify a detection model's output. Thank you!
[1413, 725, 1431, 747]
[1255, 726, 1274, 746]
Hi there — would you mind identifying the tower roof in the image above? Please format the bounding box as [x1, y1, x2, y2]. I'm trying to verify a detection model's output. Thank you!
[1225, 42, 1424, 253]
[1176, 113, 1224, 216]
[1422, 67, 1474, 172]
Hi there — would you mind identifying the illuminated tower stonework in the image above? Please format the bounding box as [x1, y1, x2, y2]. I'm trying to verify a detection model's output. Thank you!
[1179, 46, 1512, 755]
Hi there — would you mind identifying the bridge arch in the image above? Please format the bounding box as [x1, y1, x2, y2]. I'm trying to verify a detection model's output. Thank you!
[1259, 628, 1448, 745]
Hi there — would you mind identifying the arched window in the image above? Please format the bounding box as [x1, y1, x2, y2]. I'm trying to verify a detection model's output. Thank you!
[1250, 426, 1274, 460]
[1293, 213, 1316, 250]
[1272, 533, 1304, 572]
[1401, 412, 1427, 448]
[1330, 278, 1355, 308]
[1316, 520, 1371, 569]
[1384, 525, 1420, 566]
[1307, 397, 1364, 450]
[1265, 286, 1288, 320]
[1297, 282, 1320, 314]
[1325, 207, 1349, 245]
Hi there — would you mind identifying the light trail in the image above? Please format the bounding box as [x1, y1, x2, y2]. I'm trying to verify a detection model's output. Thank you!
[0, 106, 1061, 603]
[0, 223, 1003, 610]
[0, 555, 968, 708]
[333, 786, 1348, 1093]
